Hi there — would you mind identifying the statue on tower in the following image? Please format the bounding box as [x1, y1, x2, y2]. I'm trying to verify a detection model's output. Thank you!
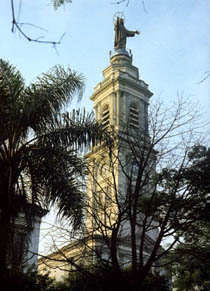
[114, 15, 140, 50]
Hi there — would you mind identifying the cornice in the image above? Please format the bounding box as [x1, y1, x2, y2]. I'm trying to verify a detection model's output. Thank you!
[91, 76, 153, 101]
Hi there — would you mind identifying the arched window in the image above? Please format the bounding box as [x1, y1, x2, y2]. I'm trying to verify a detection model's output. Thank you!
[102, 105, 110, 129]
[129, 103, 139, 129]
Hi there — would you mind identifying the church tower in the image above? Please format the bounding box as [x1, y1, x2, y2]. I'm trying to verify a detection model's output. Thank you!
[92, 50, 152, 133]
[85, 17, 153, 239]
[38, 17, 158, 278]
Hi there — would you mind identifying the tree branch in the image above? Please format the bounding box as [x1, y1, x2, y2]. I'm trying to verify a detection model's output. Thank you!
[10, 0, 65, 47]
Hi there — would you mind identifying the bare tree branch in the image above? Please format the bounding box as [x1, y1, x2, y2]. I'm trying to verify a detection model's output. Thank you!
[196, 71, 210, 84]
[10, 0, 65, 48]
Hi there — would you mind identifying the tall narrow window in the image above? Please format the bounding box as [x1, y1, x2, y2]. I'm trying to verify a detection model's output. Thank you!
[139, 100, 148, 131]
[129, 103, 139, 129]
[102, 105, 110, 129]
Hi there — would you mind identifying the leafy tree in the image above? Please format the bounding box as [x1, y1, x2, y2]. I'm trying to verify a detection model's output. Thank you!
[170, 145, 210, 290]
[185, 145, 210, 196]
[0, 59, 105, 280]
[172, 222, 210, 290]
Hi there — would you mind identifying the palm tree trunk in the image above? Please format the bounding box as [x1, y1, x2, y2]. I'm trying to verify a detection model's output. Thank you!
[0, 174, 15, 281]
[0, 208, 11, 280]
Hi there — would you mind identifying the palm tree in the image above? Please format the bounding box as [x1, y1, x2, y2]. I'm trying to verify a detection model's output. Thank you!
[0, 59, 105, 279]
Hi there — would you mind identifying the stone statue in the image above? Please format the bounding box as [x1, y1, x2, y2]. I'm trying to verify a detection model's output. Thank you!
[114, 17, 140, 49]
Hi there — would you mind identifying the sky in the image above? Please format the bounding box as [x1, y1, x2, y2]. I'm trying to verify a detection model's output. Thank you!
[1, 0, 210, 253]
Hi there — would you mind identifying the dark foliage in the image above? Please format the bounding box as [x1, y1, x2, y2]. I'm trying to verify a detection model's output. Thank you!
[0, 59, 106, 279]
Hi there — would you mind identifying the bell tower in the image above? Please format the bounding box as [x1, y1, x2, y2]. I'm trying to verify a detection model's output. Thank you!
[91, 50, 152, 133]
[85, 16, 153, 236]
[86, 55, 153, 233]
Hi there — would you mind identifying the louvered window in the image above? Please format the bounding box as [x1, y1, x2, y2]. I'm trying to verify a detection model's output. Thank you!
[102, 105, 110, 129]
[129, 104, 139, 129]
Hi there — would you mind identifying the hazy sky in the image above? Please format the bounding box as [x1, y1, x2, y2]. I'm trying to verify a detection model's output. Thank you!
[1, 0, 210, 253]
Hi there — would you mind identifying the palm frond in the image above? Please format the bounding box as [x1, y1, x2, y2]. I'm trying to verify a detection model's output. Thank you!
[35, 109, 111, 151]
[23, 65, 85, 133]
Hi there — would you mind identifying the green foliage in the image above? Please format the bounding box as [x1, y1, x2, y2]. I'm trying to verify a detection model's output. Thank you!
[0, 59, 106, 277]
[170, 146, 210, 290]
[174, 266, 210, 291]
[172, 222, 210, 290]
[0, 58, 85, 221]
[186, 145, 210, 197]
[53, 0, 72, 10]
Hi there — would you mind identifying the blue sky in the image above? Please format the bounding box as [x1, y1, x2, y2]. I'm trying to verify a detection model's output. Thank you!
[1, 0, 210, 116]
[1, 0, 210, 253]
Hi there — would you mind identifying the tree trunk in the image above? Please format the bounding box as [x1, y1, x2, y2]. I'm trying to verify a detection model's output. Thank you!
[0, 209, 12, 280]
